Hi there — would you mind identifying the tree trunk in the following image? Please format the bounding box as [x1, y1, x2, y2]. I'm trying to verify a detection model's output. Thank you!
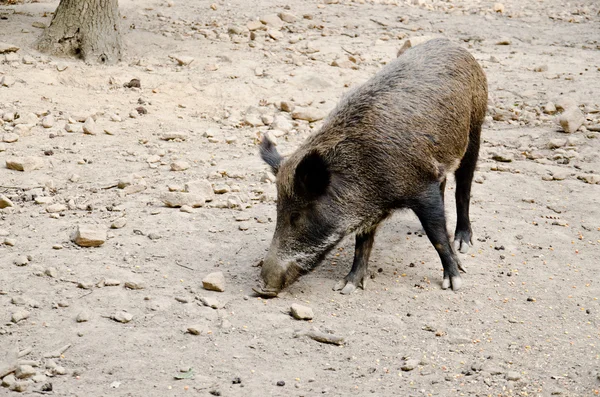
[35, 0, 122, 64]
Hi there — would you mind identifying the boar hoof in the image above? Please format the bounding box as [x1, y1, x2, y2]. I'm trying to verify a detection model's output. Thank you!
[442, 276, 462, 291]
[453, 236, 472, 254]
[451, 276, 462, 291]
[333, 277, 364, 295]
[252, 286, 279, 298]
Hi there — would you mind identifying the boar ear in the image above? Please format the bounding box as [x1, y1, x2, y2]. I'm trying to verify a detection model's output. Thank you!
[260, 135, 283, 175]
[295, 151, 330, 198]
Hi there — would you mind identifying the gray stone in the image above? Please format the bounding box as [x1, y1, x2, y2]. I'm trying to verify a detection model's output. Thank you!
[1, 373, 16, 387]
[76, 310, 91, 323]
[401, 359, 420, 371]
[202, 272, 225, 292]
[160, 132, 189, 141]
[15, 365, 36, 379]
[124, 280, 146, 290]
[112, 311, 133, 323]
[111, 218, 127, 229]
[199, 296, 224, 309]
[290, 303, 314, 320]
[547, 138, 566, 149]
[14, 256, 28, 266]
[506, 371, 521, 381]
[11, 309, 30, 323]
[578, 174, 600, 185]
[187, 324, 210, 335]
[71, 226, 106, 247]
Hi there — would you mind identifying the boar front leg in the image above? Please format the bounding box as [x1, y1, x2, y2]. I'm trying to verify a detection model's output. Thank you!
[333, 226, 378, 295]
[413, 183, 466, 291]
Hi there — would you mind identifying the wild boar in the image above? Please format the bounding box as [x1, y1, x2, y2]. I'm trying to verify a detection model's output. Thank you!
[255, 38, 487, 297]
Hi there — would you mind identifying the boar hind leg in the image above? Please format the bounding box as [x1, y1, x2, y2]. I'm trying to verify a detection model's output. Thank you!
[453, 125, 481, 254]
[413, 185, 464, 291]
[333, 226, 377, 295]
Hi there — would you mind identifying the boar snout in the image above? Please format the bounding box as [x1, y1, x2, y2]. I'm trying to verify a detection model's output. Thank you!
[254, 253, 303, 298]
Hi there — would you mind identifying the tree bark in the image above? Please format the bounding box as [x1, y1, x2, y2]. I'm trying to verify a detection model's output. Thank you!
[35, 0, 122, 64]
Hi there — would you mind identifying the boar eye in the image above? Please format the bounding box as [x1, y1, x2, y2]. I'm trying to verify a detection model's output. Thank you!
[289, 212, 301, 226]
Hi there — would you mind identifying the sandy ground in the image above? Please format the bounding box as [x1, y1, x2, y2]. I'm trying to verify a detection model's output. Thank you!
[1, 0, 600, 395]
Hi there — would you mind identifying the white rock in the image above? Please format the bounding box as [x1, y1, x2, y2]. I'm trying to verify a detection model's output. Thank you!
[271, 115, 293, 132]
[46, 204, 67, 213]
[3, 133, 19, 143]
[41, 115, 54, 128]
[292, 107, 326, 122]
[0, 143, 6, 152]
[547, 138, 566, 149]
[112, 311, 133, 323]
[202, 272, 225, 292]
[401, 359, 420, 371]
[278, 12, 298, 23]
[169, 54, 195, 66]
[0, 42, 19, 53]
[171, 161, 190, 171]
[111, 218, 127, 229]
[161, 192, 206, 208]
[268, 30, 283, 40]
[6, 156, 44, 172]
[0, 194, 14, 208]
[199, 296, 224, 309]
[554, 97, 577, 111]
[71, 226, 107, 247]
[1, 75, 15, 87]
[83, 117, 96, 135]
[260, 172, 277, 183]
[260, 14, 283, 29]
[493, 2, 504, 12]
[14, 365, 36, 379]
[187, 324, 210, 335]
[247, 20, 263, 31]
[290, 303, 314, 320]
[11, 309, 30, 323]
[559, 108, 584, 133]
[76, 310, 91, 323]
[543, 102, 557, 115]
[184, 180, 215, 201]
